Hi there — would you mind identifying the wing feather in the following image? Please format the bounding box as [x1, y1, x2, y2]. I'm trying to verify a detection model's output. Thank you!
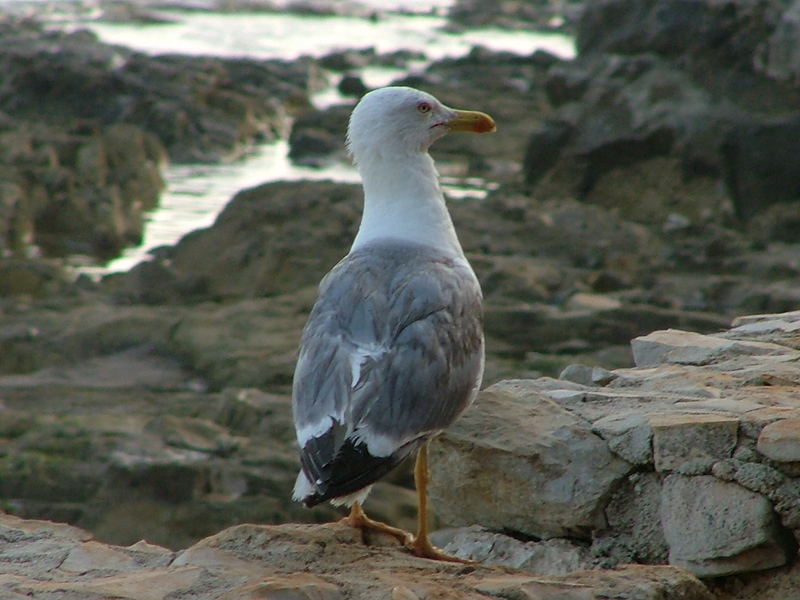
[292, 242, 483, 505]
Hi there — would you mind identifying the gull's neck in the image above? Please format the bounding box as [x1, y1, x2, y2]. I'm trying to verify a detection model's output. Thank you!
[349, 151, 464, 257]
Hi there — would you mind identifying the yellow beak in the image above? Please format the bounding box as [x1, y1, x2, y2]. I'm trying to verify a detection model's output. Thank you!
[445, 109, 496, 134]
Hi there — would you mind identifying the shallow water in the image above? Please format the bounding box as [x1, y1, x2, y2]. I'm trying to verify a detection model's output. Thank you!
[12, 2, 574, 274]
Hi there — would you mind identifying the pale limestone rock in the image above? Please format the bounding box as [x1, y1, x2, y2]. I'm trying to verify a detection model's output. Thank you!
[650, 413, 739, 472]
[593, 472, 668, 565]
[592, 412, 652, 465]
[731, 310, 800, 328]
[660, 475, 791, 577]
[60, 540, 141, 573]
[757, 419, 800, 462]
[631, 329, 794, 367]
[559, 363, 616, 386]
[429, 380, 631, 539]
[0, 515, 713, 599]
[434, 526, 594, 574]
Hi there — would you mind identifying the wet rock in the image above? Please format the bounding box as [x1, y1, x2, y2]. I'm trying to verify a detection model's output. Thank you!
[661, 474, 793, 577]
[288, 104, 353, 166]
[0, 120, 165, 259]
[0, 20, 321, 162]
[0, 17, 328, 261]
[0, 258, 74, 298]
[337, 73, 367, 97]
[104, 181, 361, 303]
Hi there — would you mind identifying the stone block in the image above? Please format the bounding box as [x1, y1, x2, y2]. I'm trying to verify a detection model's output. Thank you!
[757, 419, 800, 462]
[650, 413, 738, 472]
[429, 380, 631, 539]
[661, 475, 791, 576]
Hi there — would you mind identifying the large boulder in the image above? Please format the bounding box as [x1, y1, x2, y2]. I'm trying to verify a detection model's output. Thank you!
[429, 379, 631, 539]
[103, 180, 361, 303]
[524, 0, 800, 232]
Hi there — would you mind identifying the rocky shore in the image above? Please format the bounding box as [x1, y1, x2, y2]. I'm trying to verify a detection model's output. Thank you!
[1, 0, 800, 598]
[2, 311, 799, 599]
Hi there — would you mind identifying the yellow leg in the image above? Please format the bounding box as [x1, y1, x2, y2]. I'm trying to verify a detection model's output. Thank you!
[341, 500, 412, 546]
[408, 442, 474, 563]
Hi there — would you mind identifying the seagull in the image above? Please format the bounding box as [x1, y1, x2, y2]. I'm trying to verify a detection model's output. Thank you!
[291, 86, 495, 561]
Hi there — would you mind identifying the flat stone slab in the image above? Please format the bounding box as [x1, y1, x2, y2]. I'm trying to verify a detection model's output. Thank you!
[0, 513, 714, 600]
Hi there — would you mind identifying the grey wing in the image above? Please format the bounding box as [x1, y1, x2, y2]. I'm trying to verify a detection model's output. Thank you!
[291, 250, 483, 505]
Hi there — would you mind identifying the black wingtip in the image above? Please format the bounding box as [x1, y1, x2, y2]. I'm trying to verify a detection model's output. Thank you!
[302, 493, 325, 508]
[300, 435, 410, 506]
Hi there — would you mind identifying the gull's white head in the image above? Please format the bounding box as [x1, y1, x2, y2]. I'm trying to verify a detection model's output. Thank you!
[346, 86, 495, 164]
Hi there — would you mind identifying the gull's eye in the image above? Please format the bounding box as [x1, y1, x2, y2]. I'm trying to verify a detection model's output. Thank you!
[417, 101, 432, 114]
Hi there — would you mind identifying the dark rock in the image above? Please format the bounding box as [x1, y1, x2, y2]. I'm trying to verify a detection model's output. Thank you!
[759, 2, 800, 84]
[447, 0, 581, 32]
[525, 0, 800, 236]
[337, 74, 367, 97]
[522, 119, 574, 187]
[104, 180, 362, 303]
[577, 0, 780, 71]
[721, 116, 800, 221]
[319, 48, 375, 71]
[287, 104, 353, 166]
[748, 202, 800, 244]
[0, 19, 323, 162]
[0, 259, 73, 299]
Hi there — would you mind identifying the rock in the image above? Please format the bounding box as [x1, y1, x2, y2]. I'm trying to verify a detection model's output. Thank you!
[0, 19, 322, 162]
[429, 380, 631, 539]
[559, 363, 616, 386]
[288, 104, 353, 166]
[660, 475, 793, 577]
[337, 74, 367, 97]
[104, 181, 361, 303]
[759, 0, 800, 84]
[168, 298, 307, 389]
[757, 419, 800, 462]
[447, 0, 580, 32]
[650, 413, 739, 473]
[0, 258, 74, 298]
[593, 472, 668, 565]
[592, 412, 652, 465]
[434, 525, 594, 574]
[631, 329, 797, 367]
[721, 117, 800, 220]
[0, 17, 329, 261]
[0, 514, 714, 600]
